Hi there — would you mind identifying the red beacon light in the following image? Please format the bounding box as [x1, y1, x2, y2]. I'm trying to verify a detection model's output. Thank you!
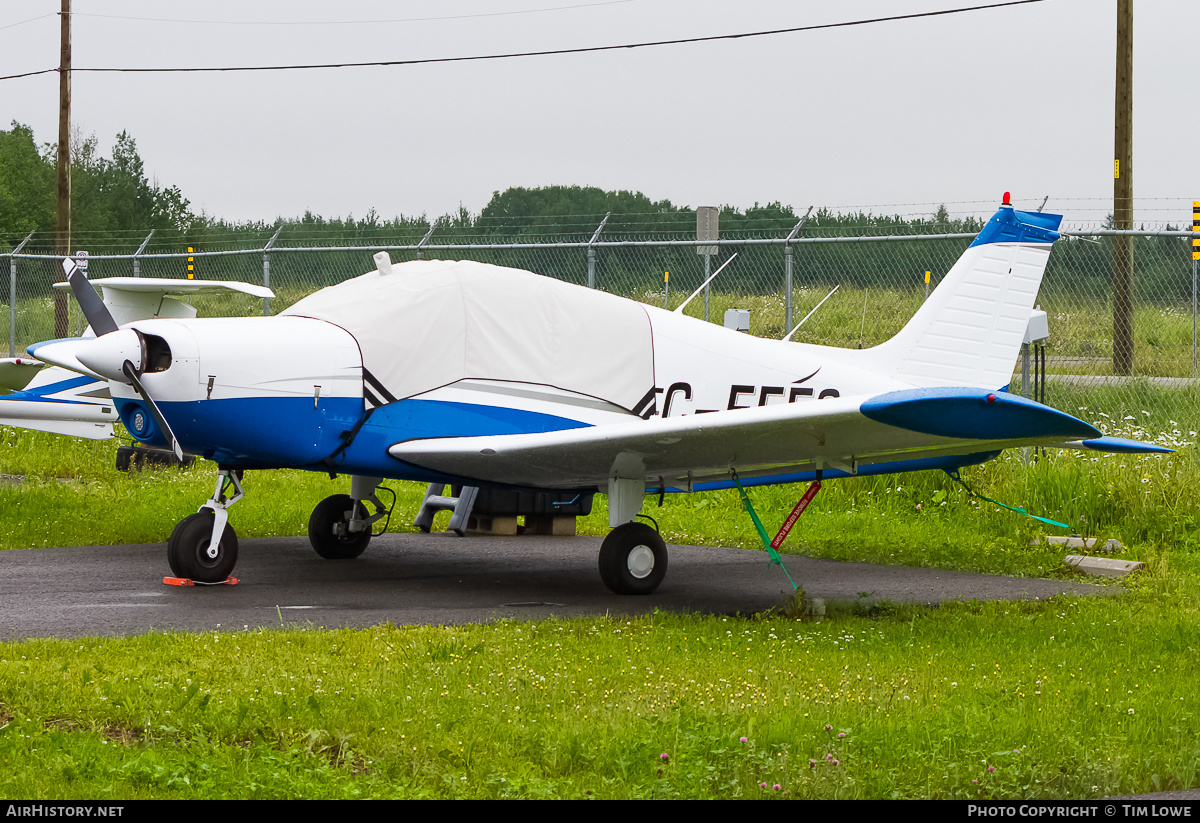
[1002, 191, 1012, 206]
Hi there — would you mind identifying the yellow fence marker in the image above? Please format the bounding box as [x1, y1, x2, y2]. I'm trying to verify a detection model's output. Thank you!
[1193, 201, 1199, 261]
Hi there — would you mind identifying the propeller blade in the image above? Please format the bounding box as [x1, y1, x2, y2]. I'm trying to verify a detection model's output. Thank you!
[122, 360, 184, 462]
[62, 258, 118, 337]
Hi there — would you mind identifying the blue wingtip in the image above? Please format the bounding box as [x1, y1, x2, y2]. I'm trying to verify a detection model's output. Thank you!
[861, 387, 1100, 442]
[27, 337, 89, 358]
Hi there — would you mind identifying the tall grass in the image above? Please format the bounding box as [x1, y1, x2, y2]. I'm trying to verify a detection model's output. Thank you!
[3, 589, 1200, 799]
[0, 379, 1196, 798]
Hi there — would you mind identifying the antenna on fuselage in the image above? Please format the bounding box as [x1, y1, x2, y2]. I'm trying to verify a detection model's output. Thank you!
[674, 253, 738, 314]
[782, 285, 840, 342]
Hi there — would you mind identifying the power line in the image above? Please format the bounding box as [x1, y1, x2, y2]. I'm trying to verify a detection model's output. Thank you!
[71, 0, 640, 27]
[0, 12, 55, 32]
[0, 0, 1046, 80]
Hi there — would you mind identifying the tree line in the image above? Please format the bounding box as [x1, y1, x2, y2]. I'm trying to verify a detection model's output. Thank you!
[1, 122, 1193, 303]
[1, 122, 989, 252]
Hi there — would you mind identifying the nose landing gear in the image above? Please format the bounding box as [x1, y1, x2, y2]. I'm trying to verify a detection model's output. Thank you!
[166, 468, 243, 583]
[166, 510, 238, 581]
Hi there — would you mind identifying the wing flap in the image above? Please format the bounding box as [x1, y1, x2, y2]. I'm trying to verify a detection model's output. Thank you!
[0, 417, 113, 439]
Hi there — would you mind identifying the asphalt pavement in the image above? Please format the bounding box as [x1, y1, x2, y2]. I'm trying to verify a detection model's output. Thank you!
[0, 532, 1113, 639]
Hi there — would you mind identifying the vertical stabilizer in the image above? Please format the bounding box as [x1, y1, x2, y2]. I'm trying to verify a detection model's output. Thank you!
[856, 202, 1061, 390]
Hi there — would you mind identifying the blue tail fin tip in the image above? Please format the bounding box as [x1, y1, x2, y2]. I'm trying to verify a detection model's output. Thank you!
[969, 204, 1062, 248]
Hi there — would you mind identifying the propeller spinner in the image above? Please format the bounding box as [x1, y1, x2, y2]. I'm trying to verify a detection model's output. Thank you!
[62, 259, 184, 461]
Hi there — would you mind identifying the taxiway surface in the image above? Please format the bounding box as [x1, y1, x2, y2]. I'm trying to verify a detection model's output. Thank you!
[0, 532, 1115, 639]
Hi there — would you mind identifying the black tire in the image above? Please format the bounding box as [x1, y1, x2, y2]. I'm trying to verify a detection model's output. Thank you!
[167, 511, 239, 582]
[598, 522, 667, 595]
[308, 494, 371, 559]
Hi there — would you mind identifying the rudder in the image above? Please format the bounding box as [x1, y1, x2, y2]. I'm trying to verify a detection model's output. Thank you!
[854, 202, 1061, 391]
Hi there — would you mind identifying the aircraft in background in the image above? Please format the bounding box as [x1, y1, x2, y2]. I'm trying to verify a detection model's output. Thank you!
[31, 196, 1168, 593]
[0, 278, 274, 440]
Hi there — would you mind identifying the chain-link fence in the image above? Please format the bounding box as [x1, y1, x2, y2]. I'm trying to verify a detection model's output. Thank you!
[4, 223, 1199, 426]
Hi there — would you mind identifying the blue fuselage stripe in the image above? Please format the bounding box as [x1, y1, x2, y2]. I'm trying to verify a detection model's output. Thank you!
[119, 396, 591, 471]
[1, 375, 100, 403]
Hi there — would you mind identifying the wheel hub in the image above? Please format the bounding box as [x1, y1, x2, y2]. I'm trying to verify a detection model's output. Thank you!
[627, 545, 655, 579]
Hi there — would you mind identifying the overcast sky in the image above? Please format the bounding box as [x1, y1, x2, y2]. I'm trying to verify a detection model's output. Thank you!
[2, 0, 1197, 228]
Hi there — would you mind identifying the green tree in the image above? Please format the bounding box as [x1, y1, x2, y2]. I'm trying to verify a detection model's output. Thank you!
[0, 122, 55, 247]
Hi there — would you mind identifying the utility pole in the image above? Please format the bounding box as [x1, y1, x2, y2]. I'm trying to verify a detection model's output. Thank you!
[54, 0, 71, 338]
[1112, 0, 1134, 375]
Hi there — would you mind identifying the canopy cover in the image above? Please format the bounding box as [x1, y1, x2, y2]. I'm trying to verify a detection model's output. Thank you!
[283, 259, 655, 412]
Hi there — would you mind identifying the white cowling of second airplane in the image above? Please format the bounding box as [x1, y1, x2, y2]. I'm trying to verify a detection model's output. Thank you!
[74, 328, 144, 384]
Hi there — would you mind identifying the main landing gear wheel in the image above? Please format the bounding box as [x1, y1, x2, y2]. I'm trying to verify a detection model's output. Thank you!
[598, 521, 668, 595]
[167, 511, 239, 582]
[308, 494, 371, 559]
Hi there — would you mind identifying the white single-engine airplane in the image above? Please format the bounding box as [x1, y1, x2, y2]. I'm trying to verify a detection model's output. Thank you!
[29, 197, 1168, 592]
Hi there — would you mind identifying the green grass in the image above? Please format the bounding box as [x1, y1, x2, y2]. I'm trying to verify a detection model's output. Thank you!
[0, 416, 1199, 798]
[3, 591, 1200, 799]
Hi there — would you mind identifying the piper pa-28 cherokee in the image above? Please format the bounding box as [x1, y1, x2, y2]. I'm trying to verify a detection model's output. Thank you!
[29, 196, 1167, 594]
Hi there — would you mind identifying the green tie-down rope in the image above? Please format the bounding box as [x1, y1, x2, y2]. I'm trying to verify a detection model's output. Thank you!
[731, 471, 799, 592]
[944, 469, 1073, 530]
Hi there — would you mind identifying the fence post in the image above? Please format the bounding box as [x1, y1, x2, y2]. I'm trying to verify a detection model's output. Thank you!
[132, 230, 154, 277]
[783, 208, 813, 333]
[8, 231, 34, 357]
[587, 213, 610, 289]
[1193, 202, 1199, 377]
[784, 245, 792, 331]
[262, 225, 283, 316]
[5, 255, 12, 358]
[416, 225, 435, 260]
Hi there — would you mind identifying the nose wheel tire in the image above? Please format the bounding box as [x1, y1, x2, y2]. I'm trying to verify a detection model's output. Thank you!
[308, 494, 371, 559]
[167, 511, 239, 582]
[598, 521, 667, 595]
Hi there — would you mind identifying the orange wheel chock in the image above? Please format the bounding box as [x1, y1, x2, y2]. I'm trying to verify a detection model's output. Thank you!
[163, 577, 238, 587]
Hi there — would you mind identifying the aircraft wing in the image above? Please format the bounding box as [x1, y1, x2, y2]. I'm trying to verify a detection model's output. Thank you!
[388, 386, 1162, 490]
[0, 366, 114, 439]
[0, 358, 46, 392]
[52, 277, 275, 299]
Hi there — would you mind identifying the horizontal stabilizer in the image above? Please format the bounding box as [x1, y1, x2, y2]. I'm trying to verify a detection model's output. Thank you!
[1050, 436, 1174, 455]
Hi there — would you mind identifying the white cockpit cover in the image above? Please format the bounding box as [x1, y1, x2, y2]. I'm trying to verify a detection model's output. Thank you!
[282, 260, 655, 411]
